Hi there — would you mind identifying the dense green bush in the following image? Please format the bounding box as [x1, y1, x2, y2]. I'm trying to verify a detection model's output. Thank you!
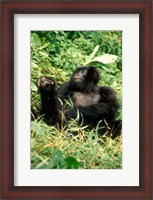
[31, 31, 122, 169]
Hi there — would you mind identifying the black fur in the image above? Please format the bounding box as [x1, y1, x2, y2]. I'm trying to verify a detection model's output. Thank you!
[36, 66, 121, 137]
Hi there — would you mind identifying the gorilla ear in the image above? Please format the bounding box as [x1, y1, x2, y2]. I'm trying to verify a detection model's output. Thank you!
[87, 66, 101, 84]
[94, 68, 101, 83]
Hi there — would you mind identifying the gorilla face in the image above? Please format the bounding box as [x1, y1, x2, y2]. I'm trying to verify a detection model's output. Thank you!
[73, 67, 88, 82]
[69, 66, 101, 92]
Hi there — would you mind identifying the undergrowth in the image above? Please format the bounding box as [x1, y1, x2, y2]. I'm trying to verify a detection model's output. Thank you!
[31, 31, 122, 169]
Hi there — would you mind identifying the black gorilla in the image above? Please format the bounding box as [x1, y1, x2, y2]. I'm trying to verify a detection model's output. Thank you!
[36, 66, 121, 137]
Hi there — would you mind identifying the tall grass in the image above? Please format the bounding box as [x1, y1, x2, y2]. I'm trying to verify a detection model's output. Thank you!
[31, 120, 122, 169]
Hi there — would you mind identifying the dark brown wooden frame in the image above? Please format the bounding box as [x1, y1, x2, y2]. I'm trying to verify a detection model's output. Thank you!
[0, 0, 152, 199]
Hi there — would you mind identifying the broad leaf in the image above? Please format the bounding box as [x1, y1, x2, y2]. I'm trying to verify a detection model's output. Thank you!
[92, 54, 118, 64]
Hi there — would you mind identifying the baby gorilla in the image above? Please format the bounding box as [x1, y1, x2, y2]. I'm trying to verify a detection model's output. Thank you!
[36, 66, 121, 137]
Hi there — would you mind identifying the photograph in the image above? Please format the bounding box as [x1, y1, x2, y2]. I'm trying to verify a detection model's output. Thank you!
[31, 31, 122, 169]
[1, 0, 152, 199]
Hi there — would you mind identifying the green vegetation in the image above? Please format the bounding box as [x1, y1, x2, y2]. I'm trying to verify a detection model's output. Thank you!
[31, 31, 122, 169]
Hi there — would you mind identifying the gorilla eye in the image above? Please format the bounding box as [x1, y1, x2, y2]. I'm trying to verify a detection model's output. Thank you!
[81, 69, 87, 74]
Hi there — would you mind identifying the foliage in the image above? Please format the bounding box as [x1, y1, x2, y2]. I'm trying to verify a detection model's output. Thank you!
[31, 120, 122, 169]
[31, 31, 122, 169]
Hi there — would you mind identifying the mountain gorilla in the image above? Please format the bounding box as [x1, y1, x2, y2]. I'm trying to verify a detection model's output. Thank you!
[36, 66, 121, 138]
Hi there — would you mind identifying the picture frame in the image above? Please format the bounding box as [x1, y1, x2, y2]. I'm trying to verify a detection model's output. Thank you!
[1, 0, 152, 199]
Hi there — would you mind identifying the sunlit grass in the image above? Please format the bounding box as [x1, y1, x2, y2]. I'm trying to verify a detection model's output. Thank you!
[31, 119, 122, 169]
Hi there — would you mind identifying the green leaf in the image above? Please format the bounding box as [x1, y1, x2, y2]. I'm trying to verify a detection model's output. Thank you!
[84, 45, 99, 65]
[64, 156, 79, 169]
[31, 82, 38, 92]
[31, 121, 46, 136]
[52, 147, 63, 160]
[31, 33, 41, 48]
[49, 147, 65, 169]
[37, 42, 50, 50]
[31, 62, 39, 68]
[39, 51, 49, 57]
